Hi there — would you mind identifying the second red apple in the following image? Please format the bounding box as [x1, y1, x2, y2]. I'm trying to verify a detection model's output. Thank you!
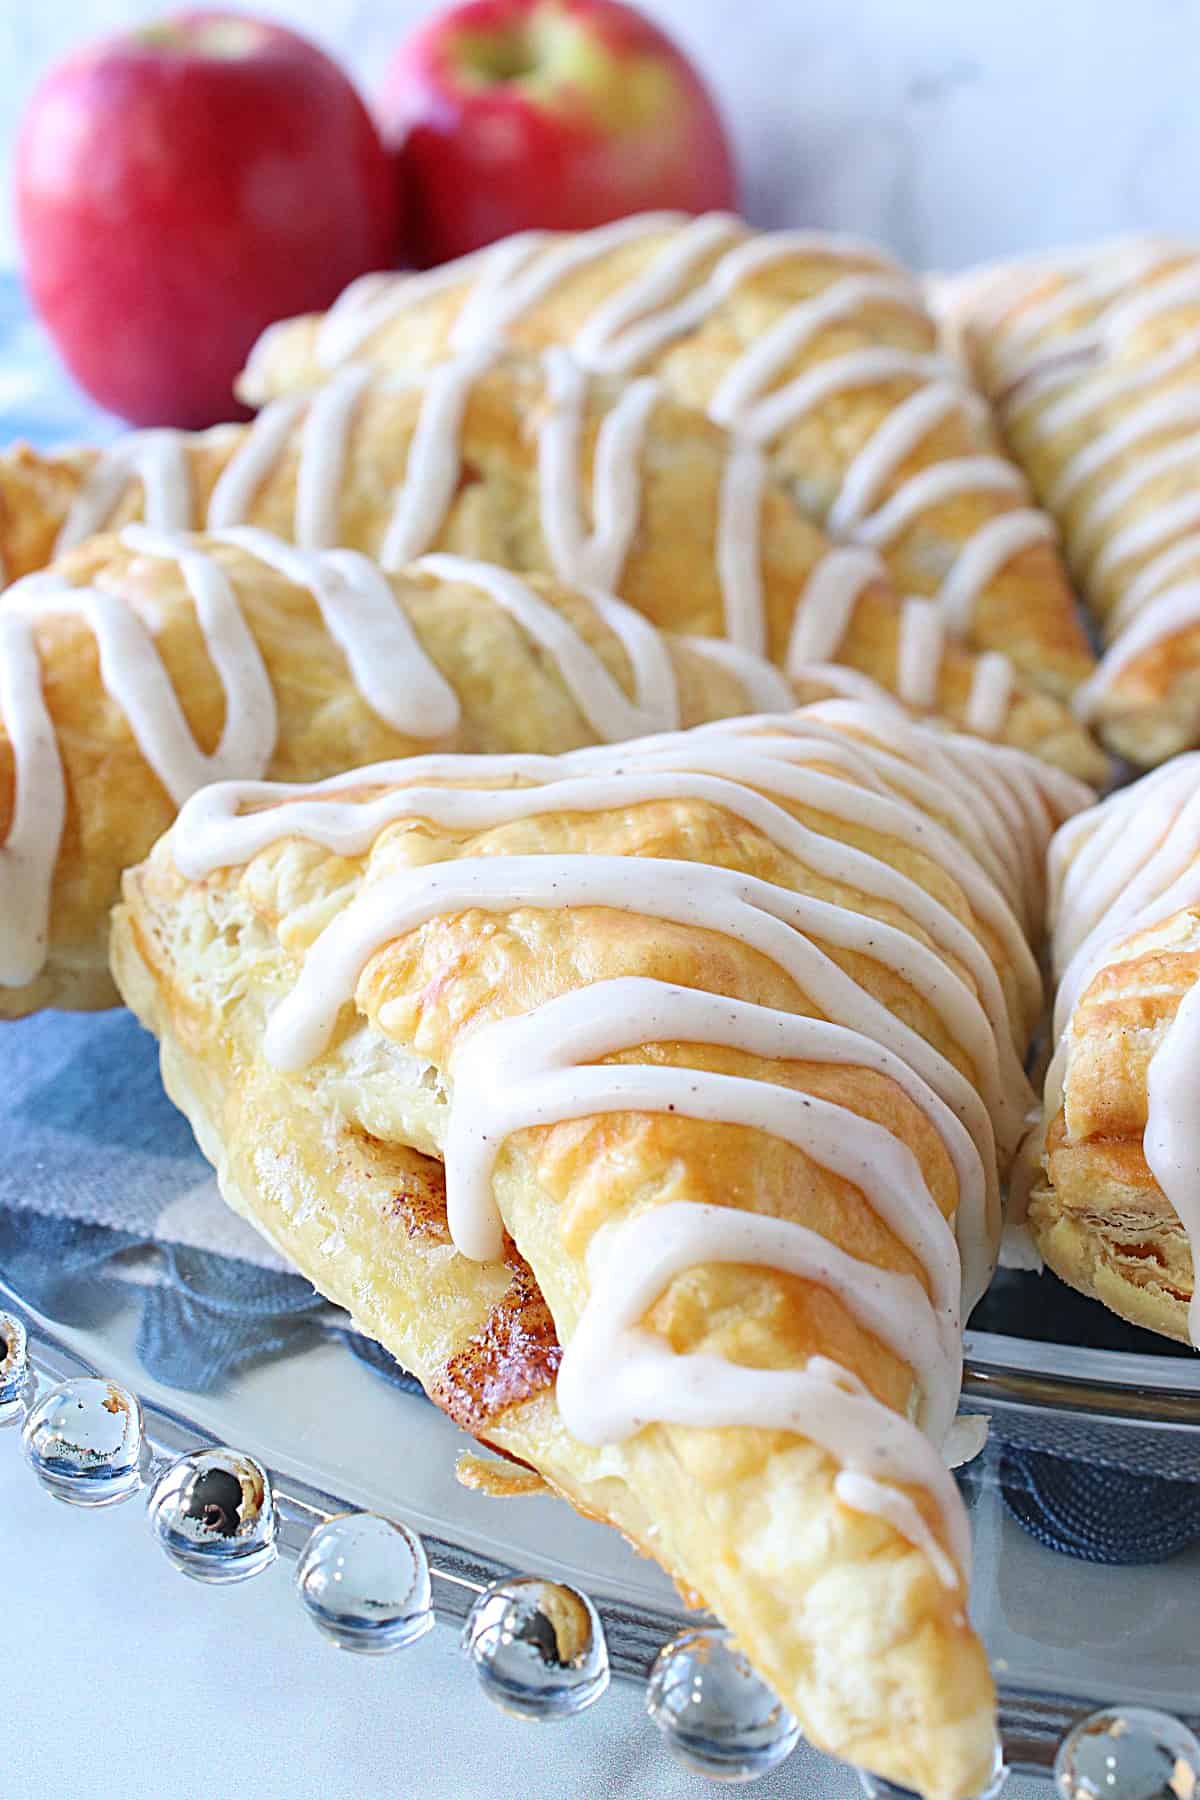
[377, 0, 737, 268]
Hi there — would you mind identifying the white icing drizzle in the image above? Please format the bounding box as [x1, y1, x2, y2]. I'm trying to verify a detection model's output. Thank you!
[1048, 751, 1200, 1342]
[680, 638, 796, 712]
[0, 533, 284, 986]
[1049, 755, 1200, 992]
[897, 600, 945, 710]
[1074, 432, 1200, 559]
[1111, 531, 1200, 631]
[569, 211, 745, 372]
[1144, 980, 1200, 1345]
[964, 653, 1015, 740]
[1027, 329, 1200, 438]
[378, 348, 498, 569]
[829, 383, 988, 537]
[583, 588, 682, 732]
[555, 1193, 965, 1584]
[313, 244, 507, 367]
[708, 273, 925, 431]
[452, 214, 688, 354]
[784, 662, 900, 710]
[732, 348, 954, 448]
[536, 347, 661, 592]
[415, 552, 676, 740]
[56, 430, 193, 552]
[936, 511, 1056, 636]
[120, 525, 278, 777]
[0, 609, 65, 987]
[1073, 581, 1200, 724]
[1046, 388, 1200, 513]
[855, 458, 1028, 552]
[207, 393, 309, 529]
[448, 985, 962, 1361]
[1100, 264, 1200, 344]
[785, 548, 882, 668]
[716, 442, 769, 653]
[967, 246, 1200, 710]
[294, 365, 371, 549]
[212, 528, 460, 737]
[1091, 492, 1200, 593]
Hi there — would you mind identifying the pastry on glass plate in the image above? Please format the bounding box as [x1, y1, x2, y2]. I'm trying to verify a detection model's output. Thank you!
[940, 237, 1200, 765]
[111, 701, 1089, 1799]
[2, 524, 859, 1019]
[0, 351, 1105, 779]
[1033, 752, 1200, 1342]
[231, 212, 1094, 700]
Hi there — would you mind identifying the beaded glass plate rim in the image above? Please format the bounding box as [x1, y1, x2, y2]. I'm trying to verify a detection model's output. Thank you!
[5, 1280, 1198, 1782]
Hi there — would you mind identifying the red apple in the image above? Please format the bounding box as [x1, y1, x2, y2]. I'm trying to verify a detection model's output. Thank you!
[377, 0, 737, 268]
[15, 11, 401, 428]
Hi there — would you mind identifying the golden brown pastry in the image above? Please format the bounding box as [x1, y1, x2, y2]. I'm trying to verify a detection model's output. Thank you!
[0, 352, 1105, 780]
[940, 237, 1200, 765]
[1033, 751, 1200, 1342]
[231, 214, 1094, 699]
[111, 703, 1089, 1797]
[1, 525, 842, 1019]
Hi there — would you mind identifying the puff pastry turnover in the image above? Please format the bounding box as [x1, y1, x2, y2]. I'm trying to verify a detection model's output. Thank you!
[1035, 752, 1200, 1342]
[941, 237, 1200, 765]
[1, 525, 858, 1018]
[232, 212, 1094, 699]
[111, 703, 1088, 1797]
[0, 352, 1105, 780]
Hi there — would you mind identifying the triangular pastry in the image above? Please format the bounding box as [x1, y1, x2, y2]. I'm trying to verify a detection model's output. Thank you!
[231, 213, 1093, 699]
[0, 353, 1105, 780]
[1, 525, 864, 1018]
[940, 237, 1200, 764]
[111, 703, 1089, 1797]
[1034, 752, 1200, 1341]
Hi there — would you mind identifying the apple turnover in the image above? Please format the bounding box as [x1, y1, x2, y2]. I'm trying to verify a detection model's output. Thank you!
[0, 351, 1104, 780]
[942, 237, 1200, 765]
[231, 212, 1093, 699]
[1035, 751, 1200, 1342]
[2, 524, 870, 1018]
[111, 702, 1089, 1798]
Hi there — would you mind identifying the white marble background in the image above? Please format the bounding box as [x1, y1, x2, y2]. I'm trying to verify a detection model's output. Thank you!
[1, 0, 1198, 271]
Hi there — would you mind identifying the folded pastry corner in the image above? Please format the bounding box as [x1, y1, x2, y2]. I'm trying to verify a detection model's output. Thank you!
[940, 237, 1200, 766]
[112, 704, 1089, 1796]
[0, 349, 1106, 783]
[233, 213, 1094, 702]
[1034, 753, 1200, 1342]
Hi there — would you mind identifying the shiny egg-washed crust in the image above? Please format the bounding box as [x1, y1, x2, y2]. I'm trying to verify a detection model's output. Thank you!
[1033, 906, 1200, 1343]
[0, 358, 1106, 783]
[940, 240, 1200, 766]
[0, 531, 797, 1020]
[110, 742, 1012, 1798]
[233, 223, 1094, 700]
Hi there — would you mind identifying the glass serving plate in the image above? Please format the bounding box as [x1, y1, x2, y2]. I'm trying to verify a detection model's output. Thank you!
[4, 1251, 1200, 1795]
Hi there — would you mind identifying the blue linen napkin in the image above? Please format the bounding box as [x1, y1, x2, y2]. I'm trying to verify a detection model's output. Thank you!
[0, 271, 1195, 1561]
